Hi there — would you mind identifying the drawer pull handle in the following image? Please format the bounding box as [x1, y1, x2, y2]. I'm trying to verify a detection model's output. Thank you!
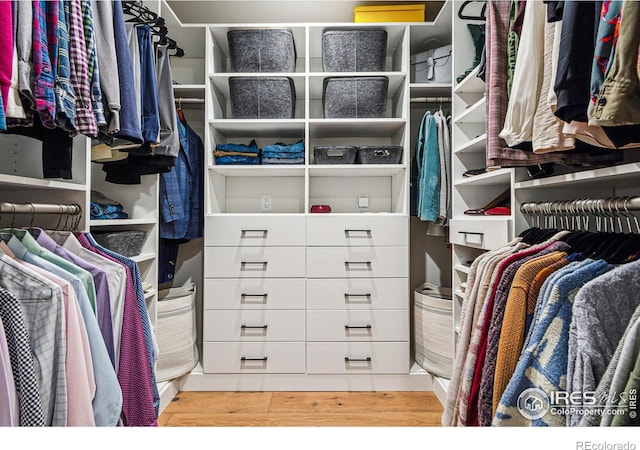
[241, 229, 268, 238]
[345, 229, 372, 237]
[458, 231, 484, 236]
[345, 261, 372, 270]
[344, 357, 372, 363]
[241, 261, 268, 270]
[344, 293, 372, 302]
[241, 293, 268, 303]
[241, 325, 268, 330]
[241, 357, 268, 362]
[345, 325, 372, 330]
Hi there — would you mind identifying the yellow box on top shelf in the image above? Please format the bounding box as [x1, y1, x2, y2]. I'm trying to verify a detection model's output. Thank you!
[353, 4, 426, 22]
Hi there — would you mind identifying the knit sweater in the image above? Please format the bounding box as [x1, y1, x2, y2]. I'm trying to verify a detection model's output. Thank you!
[492, 251, 568, 414]
[493, 259, 613, 426]
[452, 244, 526, 425]
[579, 302, 640, 426]
[524, 256, 571, 334]
[474, 241, 569, 426]
[610, 344, 640, 426]
[443, 244, 522, 426]
[567, 259, 640, 426]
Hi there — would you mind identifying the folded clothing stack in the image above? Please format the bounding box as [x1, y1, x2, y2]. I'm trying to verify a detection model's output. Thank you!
[90, 191, 129, 220]
[262, 140, 305, 165]
[214, 140, 261, 165]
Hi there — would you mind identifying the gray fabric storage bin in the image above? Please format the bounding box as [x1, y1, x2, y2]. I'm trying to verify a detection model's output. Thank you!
[322, 76, 388, 118]
[229, 77, 296, 119]
[322, 29, 387, 72]
[357, 145, 403, 164]
[93, 230, 147, 257]
[228, 29, 296, 72]
[314, 146, 358, 164]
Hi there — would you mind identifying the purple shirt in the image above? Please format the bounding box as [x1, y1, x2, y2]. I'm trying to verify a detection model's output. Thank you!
[31, 229, 115, 367]
[77, 233, 157, 427]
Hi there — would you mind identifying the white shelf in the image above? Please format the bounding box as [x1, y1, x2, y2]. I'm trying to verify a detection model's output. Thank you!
[208, 165, 304, 177]
[0, 174, 87, 192]
[89, 218, 157, 226]
[454, 264, 470, 275]
[130, 253, 156, 264]
[453, 65, 485, 106]
[210, 119, 305, 136]
[454, 168, 511, 187]
[454, 133, 486, 154]
[309, 165, 406, 177]
[454, 289, 465, 299]
[453, 96, 486, 125]
[173, 83, 206, 98]
[309, 119, 406, 137]
[455, 324, 461, 335]
[144, 289, 157, 300]
[515, 162, 640, 190]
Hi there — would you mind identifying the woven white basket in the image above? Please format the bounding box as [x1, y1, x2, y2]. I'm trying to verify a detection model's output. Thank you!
[156, 283, 199, 382]
[413, 283, 453, 379]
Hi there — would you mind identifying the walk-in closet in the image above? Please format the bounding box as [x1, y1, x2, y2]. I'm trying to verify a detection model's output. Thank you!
[1, 0, 640, 433]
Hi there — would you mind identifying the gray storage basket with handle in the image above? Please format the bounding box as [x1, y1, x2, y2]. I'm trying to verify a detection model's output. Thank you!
[228, 29, 297, 73]
[322, 76, 388, 118]
[322, 29, 387, 72]
[413, 282, 453, 379]
[156, 282, 199, 382]
[229, 76, 296, 119]
[314, 146, 358, 164]
[356, 145, 403, 164]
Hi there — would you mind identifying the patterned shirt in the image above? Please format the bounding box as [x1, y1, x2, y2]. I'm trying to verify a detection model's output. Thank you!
[67, 0, 97, 136]
[0, 253, 67, 426]
[82, 0, 106, 129]
[0, 286, 45, 426]
[32, 0, 57, 129]
[77, 233, 158, 426]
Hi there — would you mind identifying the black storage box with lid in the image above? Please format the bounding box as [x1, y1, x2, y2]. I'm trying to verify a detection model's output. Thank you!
[227, 29, 296, 73]
[229, 76, 296, 119]
[356, 145, 403, 164]
[322, 76, 388, 118]
[314, 146, 358, 164]
[322, 29, 387, 72]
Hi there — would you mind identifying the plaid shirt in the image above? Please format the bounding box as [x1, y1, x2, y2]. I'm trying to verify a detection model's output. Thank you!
[55, 0, 76, 132]
[82, 0, 106, 129]
[67, 0, 97, 136]
[33, 0, 57, 129]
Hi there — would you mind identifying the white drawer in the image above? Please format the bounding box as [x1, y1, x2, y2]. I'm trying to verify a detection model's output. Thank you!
[307, 246, 408, 278]
[204, 246, 305, 278]
[307, 215, 408, 246]
[306, 342, 410, 374]
[203, 342, 305, 373]
[307, 310, 409, 341]
[204, 310, 305, 341]
[450, 218, 511, 251]
[204, 278, 305, 310]
[204, 215, 305, 247]
[306, 278, 408, 310]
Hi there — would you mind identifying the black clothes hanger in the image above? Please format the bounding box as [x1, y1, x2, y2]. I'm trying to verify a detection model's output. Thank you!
[458, 1, 487, 21]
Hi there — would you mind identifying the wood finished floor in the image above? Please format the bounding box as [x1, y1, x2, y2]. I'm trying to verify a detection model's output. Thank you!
[159, 391, 444, 427]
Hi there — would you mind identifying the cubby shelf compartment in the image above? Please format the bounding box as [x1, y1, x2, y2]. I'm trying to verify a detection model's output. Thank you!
[453, 96, 486, 125]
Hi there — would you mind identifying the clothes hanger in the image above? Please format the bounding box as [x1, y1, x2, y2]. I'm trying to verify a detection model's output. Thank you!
[458, 1, 487, 21]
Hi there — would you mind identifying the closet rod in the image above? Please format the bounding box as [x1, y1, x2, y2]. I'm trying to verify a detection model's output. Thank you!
[410, 97, 452, 103]
[175, 97, 205, 104]
[520, 196, 640, 215]
[0, 202, 82, 215]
